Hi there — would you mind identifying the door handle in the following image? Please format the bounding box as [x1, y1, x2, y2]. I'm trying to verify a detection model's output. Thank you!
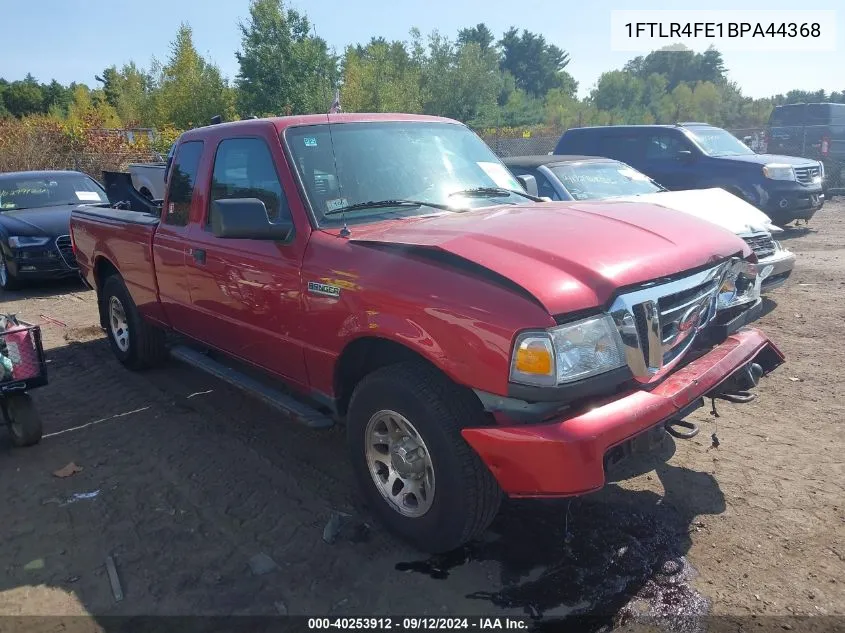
[192, 248, 206, 265]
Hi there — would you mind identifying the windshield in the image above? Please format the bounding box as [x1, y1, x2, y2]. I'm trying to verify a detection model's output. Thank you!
[685, 127, 754, 157]
[550, 161, 663, 200]
[284, 121, 526, 225]
[0, 173, 108, 211]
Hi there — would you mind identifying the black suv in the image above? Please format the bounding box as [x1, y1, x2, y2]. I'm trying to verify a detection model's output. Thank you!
[766, 103, 845, 192]
[554, 123, 825, 226]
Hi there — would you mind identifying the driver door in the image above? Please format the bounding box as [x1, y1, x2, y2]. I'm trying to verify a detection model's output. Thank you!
[185, 135, 309, 387]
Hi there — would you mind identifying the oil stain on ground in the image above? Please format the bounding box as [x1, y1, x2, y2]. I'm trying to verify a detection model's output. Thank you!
[397, 455, 721, 633]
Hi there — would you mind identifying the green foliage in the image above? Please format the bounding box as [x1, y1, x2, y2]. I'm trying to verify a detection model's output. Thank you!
[498, 27, 572, 97]
[235, 0, 337, 117]
[0, 17, 838, 140]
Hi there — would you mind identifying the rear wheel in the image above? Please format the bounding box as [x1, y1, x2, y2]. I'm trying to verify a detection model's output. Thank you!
[102, 275, 167, 369]
[3, 393, 43, 447]
[347, 361, 501, 553]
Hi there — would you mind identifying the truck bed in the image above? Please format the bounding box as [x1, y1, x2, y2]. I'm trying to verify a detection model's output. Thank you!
[70, 205, 165, 325]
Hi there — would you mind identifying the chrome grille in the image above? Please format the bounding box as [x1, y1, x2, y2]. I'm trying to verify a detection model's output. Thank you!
[55, 235, 77, 269]
[794, 165, 821, 185]
[609, 263, 727, 382]
[743, 233, 776, 260]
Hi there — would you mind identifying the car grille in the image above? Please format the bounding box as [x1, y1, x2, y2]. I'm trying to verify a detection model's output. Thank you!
[609, 263, 727, 382]
[794, 165, 821, 185]
[55, 235, 78, 269]
[743, 233, 776, 260]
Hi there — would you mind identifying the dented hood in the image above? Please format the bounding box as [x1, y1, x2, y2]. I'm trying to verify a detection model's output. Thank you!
[347, 200, 749, 315]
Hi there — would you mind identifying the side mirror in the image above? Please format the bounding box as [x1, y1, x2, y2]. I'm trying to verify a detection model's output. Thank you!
[676, 149, 695, 164]
[211, 198, 293, 240]
[517, 174, 539, 197]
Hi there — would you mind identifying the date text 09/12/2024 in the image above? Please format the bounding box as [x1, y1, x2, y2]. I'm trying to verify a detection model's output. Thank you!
[307, 618, 529, 630]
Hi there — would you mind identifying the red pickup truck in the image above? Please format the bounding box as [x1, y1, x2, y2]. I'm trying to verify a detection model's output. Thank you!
[70, 113, 784, 553]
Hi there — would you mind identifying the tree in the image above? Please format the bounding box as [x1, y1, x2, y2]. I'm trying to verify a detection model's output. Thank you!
[498, 28, 571, 97]
[4, 75, 44, 117]
[591, 70, 644, 113]
[149, 23, 236, 128]
[43, 80, 73, 117]
[457, 23, 496, 54]
[624, 47, 727, 90]
[420, 33, 501, 123]
[340, 37, 422, 113]
[235, 0, 337, 117]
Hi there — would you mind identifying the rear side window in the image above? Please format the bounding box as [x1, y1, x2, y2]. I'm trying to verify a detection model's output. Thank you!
[597, 134, 645, 164]
[806, 103, 832, 125]
[165, 141, 204, 226]
[209, 138, 291, 225]
[769, 105, 805, 126]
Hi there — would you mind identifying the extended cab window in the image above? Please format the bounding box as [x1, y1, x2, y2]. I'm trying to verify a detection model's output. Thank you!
[165, 141, 203, 226]
[209, 138, 291, 225]
[598, 135, 644, 165]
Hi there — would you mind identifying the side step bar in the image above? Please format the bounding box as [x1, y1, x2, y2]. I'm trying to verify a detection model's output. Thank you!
[169, 345, 334, 429]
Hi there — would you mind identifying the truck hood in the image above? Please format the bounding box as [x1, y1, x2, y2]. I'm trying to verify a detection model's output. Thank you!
[613, 188, 782, 234]
[718, 153, 820, 168]
[347, 201, 748, 316]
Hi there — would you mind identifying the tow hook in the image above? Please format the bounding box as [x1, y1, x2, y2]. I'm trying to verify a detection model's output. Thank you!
[665, 419, 700, 439]
[708, 361, 763, 403]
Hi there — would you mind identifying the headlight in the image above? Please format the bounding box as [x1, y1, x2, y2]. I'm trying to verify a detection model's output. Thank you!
[8, 236, 51, 248]
[510, 314, 626, 386]
[819, 162, 825, 178]
[717, 259, 765, 310]
[762, 164, 795, 181]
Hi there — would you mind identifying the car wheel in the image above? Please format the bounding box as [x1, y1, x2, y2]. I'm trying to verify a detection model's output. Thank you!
[347, 361, 502, 553]
[0, 256, 21, 291]
[102, 275, 167, 369]
[3, 393, 43, 447]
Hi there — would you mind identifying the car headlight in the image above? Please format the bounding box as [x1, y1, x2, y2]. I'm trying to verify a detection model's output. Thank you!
[510, 314, 626, 386]
[762, 164, 795, 181]
[718, 259, 765, 310]
[819, 162, 825, 178]
[8, 236, 51, 248]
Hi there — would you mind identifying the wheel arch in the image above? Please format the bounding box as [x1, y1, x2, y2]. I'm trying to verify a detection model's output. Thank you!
[93, 255, 121, 328]
[333, 335, 478, 418]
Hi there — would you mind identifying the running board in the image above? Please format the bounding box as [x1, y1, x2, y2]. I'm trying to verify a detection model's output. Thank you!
[169, 345, 334, 429]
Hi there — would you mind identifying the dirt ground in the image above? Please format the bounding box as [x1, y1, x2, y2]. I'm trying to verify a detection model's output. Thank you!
[0, 200, 843, 631]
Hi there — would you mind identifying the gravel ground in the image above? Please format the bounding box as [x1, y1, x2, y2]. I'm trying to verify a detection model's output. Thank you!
[0, 200, 842, 631]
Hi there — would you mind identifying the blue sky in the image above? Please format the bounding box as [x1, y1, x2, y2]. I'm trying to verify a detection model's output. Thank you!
[2, 0, 841, 99]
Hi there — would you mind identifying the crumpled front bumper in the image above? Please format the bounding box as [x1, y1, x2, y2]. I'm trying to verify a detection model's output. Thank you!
[462, 327, 784, 497]
[759, 246, 796, 293]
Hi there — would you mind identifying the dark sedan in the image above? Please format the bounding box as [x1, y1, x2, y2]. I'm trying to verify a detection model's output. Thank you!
[0, 170, 109, 290]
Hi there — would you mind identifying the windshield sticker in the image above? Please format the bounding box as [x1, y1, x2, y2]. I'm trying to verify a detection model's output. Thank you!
[477, 161, 520, 190]
[304, 137, 318, 147]
[617, 168, 650, 181]
[326, 197, 348, 212]
[76, 191, 101, 201]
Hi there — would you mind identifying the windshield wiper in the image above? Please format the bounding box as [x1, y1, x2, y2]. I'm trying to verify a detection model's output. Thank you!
[449, 187, 544, 202]
[324, 199, 453, 216]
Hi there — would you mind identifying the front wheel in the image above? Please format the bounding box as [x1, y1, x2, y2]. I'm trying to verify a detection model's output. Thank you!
[3, 393, 43, 447]
[347, 361, 502, 553]
[0, 256, 21, 291]
[102, 275, 167, 369]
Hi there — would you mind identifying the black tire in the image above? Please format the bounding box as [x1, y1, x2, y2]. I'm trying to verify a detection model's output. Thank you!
[102, 275, 167, 369]
[0, 256, 21, 291]
[347, 361, 502, 553]
[3, 393, 43, 447]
